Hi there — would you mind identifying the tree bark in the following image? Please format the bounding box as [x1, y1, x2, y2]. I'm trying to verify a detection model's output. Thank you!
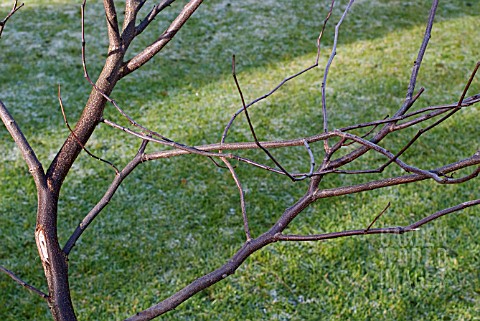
[39, 48, 124, 321]
[36, 189, 76, 321]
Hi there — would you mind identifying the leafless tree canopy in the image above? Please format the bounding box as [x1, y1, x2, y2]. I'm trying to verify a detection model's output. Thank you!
[0, 0, 478, 320]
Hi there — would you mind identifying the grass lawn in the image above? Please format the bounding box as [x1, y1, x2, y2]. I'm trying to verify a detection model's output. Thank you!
[1, 0, 479, 320]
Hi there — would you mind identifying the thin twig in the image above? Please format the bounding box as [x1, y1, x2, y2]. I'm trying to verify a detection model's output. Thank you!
[0, 265, 49, 300]
[457, 61, 480, 107]
[0, 0, 24, 38]
[58, 85, 119, 174]
[398, 0, 439, 115]
[102, 119, 253, 160]
[141, 89, 478, 160]
[364, 202, 390, 233]
[381, 62, 479, 170]
[321, 0, 355, 152]
[341, 90, 474, 133]
[207, 156, 229, 169]
[221, 1, 336, 144]
[332, 163, 479, 185]
[220, 157, 251, 241]
[81, 0, 122, 109]
[221, 65, 318, 144]
[314, 153, 480, 200]
[304, 139, 315, 178]
[103, 118, 310, 177]
[408, 198, 480, 229]
[278, 199, 480, 241]
[342, 115, 390, 146]
[136, 0, 177, 36]
[392, 100, 476, 131]
[325, 130, 447, 182]
[232, 55, 296, 181]
[326, 0, 440, 171]
[316, 0, 335, 65]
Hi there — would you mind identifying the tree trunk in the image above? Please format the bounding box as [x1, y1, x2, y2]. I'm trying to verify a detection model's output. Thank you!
[35, 189, 76, 320]
[38, 51, 124, 321]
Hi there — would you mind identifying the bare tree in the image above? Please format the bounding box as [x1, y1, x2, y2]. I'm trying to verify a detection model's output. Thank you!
[1, 0, 478, 320]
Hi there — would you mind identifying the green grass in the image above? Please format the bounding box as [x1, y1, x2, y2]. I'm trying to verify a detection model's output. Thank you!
[1, 0, 479, 320]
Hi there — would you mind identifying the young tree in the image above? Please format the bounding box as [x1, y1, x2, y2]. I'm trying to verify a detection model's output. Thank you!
[1, 0, 478, 320]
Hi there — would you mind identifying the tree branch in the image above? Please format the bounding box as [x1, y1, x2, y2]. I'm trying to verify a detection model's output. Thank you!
[232, 55, 297, 181]
[220, 157, 251, 241]
[63, 140, 148, 255]
[103, 0, 121, 50]
[102, 118, 311, 177]
[135, 0, 177, 36]
[0, 0, 23, 38]
[124, 193, 315, 321]
[121, 0, 144, 49]
[326, 0, 440, 171]
[321, 0, 355, 152]
[142, 92, 479, 161]
[400, 0, 439, 111]
[221, 0, 336, 144]
[58, 85, 119, 174]
[0, 101, 46, 189]
[126, 188, 479, 321]
[0, 265, 49, 300]
[2, 0, 477, 319]
[120, 0, 203, 77]
[314, 152, 480, 200]
[364, 202, 391, 232]
[277, 199, 480, 241]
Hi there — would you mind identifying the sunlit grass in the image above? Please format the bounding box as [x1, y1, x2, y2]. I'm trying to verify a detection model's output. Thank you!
[1, 1, 479, 320]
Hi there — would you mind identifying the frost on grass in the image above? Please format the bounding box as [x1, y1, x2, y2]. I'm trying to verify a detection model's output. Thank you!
[0, 142, 21, 162]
